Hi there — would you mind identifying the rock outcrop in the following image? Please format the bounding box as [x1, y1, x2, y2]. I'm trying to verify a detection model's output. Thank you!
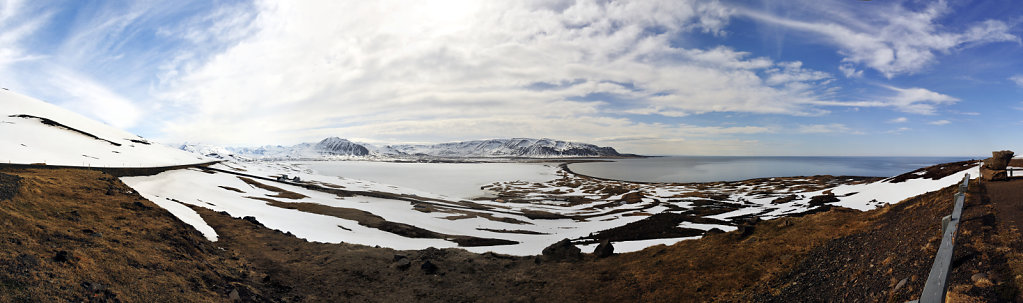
[541, 238, 582, 262]
[593, 239, 614, 258]
[981, 150, 1014, 181]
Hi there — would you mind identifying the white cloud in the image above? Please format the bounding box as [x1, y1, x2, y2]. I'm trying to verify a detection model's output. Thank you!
[807, 85, 958, 115]
[0, 0, 48, 68]
[739, 0, 1019, 78]
[888, 117, 907, 123]
[928, 120, 951, 125]
[883, 86, 959, 115]
[154, 0, 858, 146]
[886, 127, 911, 134]
[838, 64, 862, 78]
[1011, 75, 1023, 87]
[45, 67, 144, 129]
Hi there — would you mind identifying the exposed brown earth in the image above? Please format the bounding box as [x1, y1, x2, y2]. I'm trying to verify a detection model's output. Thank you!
[236, 176, 309, 200]
[0, 168, 269, 302]
[978, 176, 1023, 302]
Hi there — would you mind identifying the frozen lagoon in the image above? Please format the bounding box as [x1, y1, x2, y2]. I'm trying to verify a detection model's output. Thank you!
[294, 161, 559, 199]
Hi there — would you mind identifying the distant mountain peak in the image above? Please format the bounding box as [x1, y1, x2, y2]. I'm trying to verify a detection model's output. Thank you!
[314, 137, 369, 156]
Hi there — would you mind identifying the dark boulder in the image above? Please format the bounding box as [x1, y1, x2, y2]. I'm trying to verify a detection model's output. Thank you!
[392, 255, 411, 271]
[737, 225, 756, 237]
[704, 228, 725, 235]
[420, 260, 439, 274]
[52, 251, 72, 263]
[593, 239, 614, 258]
[541, 238, 582, 261]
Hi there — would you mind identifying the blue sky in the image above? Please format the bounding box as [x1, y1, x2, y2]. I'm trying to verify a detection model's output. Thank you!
[1, 0, 1022, 156]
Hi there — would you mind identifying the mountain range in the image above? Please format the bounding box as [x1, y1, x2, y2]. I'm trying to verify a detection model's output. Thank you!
[182, 137, 629, 160]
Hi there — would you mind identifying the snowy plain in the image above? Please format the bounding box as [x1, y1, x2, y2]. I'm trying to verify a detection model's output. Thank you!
[123, 158, 979, 256]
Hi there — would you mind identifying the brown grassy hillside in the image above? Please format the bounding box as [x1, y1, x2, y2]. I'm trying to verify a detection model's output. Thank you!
[0, 168, 268, 302]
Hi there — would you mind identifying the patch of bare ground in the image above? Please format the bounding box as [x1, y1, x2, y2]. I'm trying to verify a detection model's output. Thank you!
[975, 177, 1023, 301]
[0, 168, 270, 302]
[576, 212, 722, 244]
[237, 176, 309, 199]
[476, 228, 549, 235]
[218, 185, 245, 193]
[887, 160, 978, 183]
[244, 196, 517, 247]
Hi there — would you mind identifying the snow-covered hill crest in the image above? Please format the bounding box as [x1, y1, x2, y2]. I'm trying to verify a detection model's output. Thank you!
[0, 89, 206, 167]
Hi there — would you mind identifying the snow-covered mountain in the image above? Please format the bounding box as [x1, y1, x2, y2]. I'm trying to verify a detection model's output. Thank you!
[182, 137, 626, 160]
[314, 137, 370, 156]
[0, 89, 206, 167]
[377, 138, 622, 158]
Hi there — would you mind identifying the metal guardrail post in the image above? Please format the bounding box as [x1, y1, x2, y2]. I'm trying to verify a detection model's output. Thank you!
[917, 173, 970, 303]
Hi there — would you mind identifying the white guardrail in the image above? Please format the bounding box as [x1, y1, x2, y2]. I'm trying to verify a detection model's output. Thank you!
[913, 173, 970, 303]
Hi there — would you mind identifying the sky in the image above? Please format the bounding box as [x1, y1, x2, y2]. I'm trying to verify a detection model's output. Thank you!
[0, 0, 1022, 156]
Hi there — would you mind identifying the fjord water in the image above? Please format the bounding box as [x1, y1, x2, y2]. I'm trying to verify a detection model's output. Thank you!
[569, 156, 976, 183]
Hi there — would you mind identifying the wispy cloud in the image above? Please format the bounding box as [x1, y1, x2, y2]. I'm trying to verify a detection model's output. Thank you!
[928, 120, 951, 125]
[888, 117, 907, 123]
[0, 1, 256, 130]
[798, 123, 862, 134]
[808, 85, 958, 115]
[0, 1, 49, 68]
[738, 0, 1019, 78]
[1011, 75, 1023, 87]
[838, 64, 862, 78]
[886, 127, 911, 134]
[882, 86, 959, 115]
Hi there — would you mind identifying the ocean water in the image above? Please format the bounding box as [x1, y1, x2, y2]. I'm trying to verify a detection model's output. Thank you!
[568, 156, 977, 183]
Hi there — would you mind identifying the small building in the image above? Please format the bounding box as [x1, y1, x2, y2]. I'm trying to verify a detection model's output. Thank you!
[276, 174, 289, 182]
